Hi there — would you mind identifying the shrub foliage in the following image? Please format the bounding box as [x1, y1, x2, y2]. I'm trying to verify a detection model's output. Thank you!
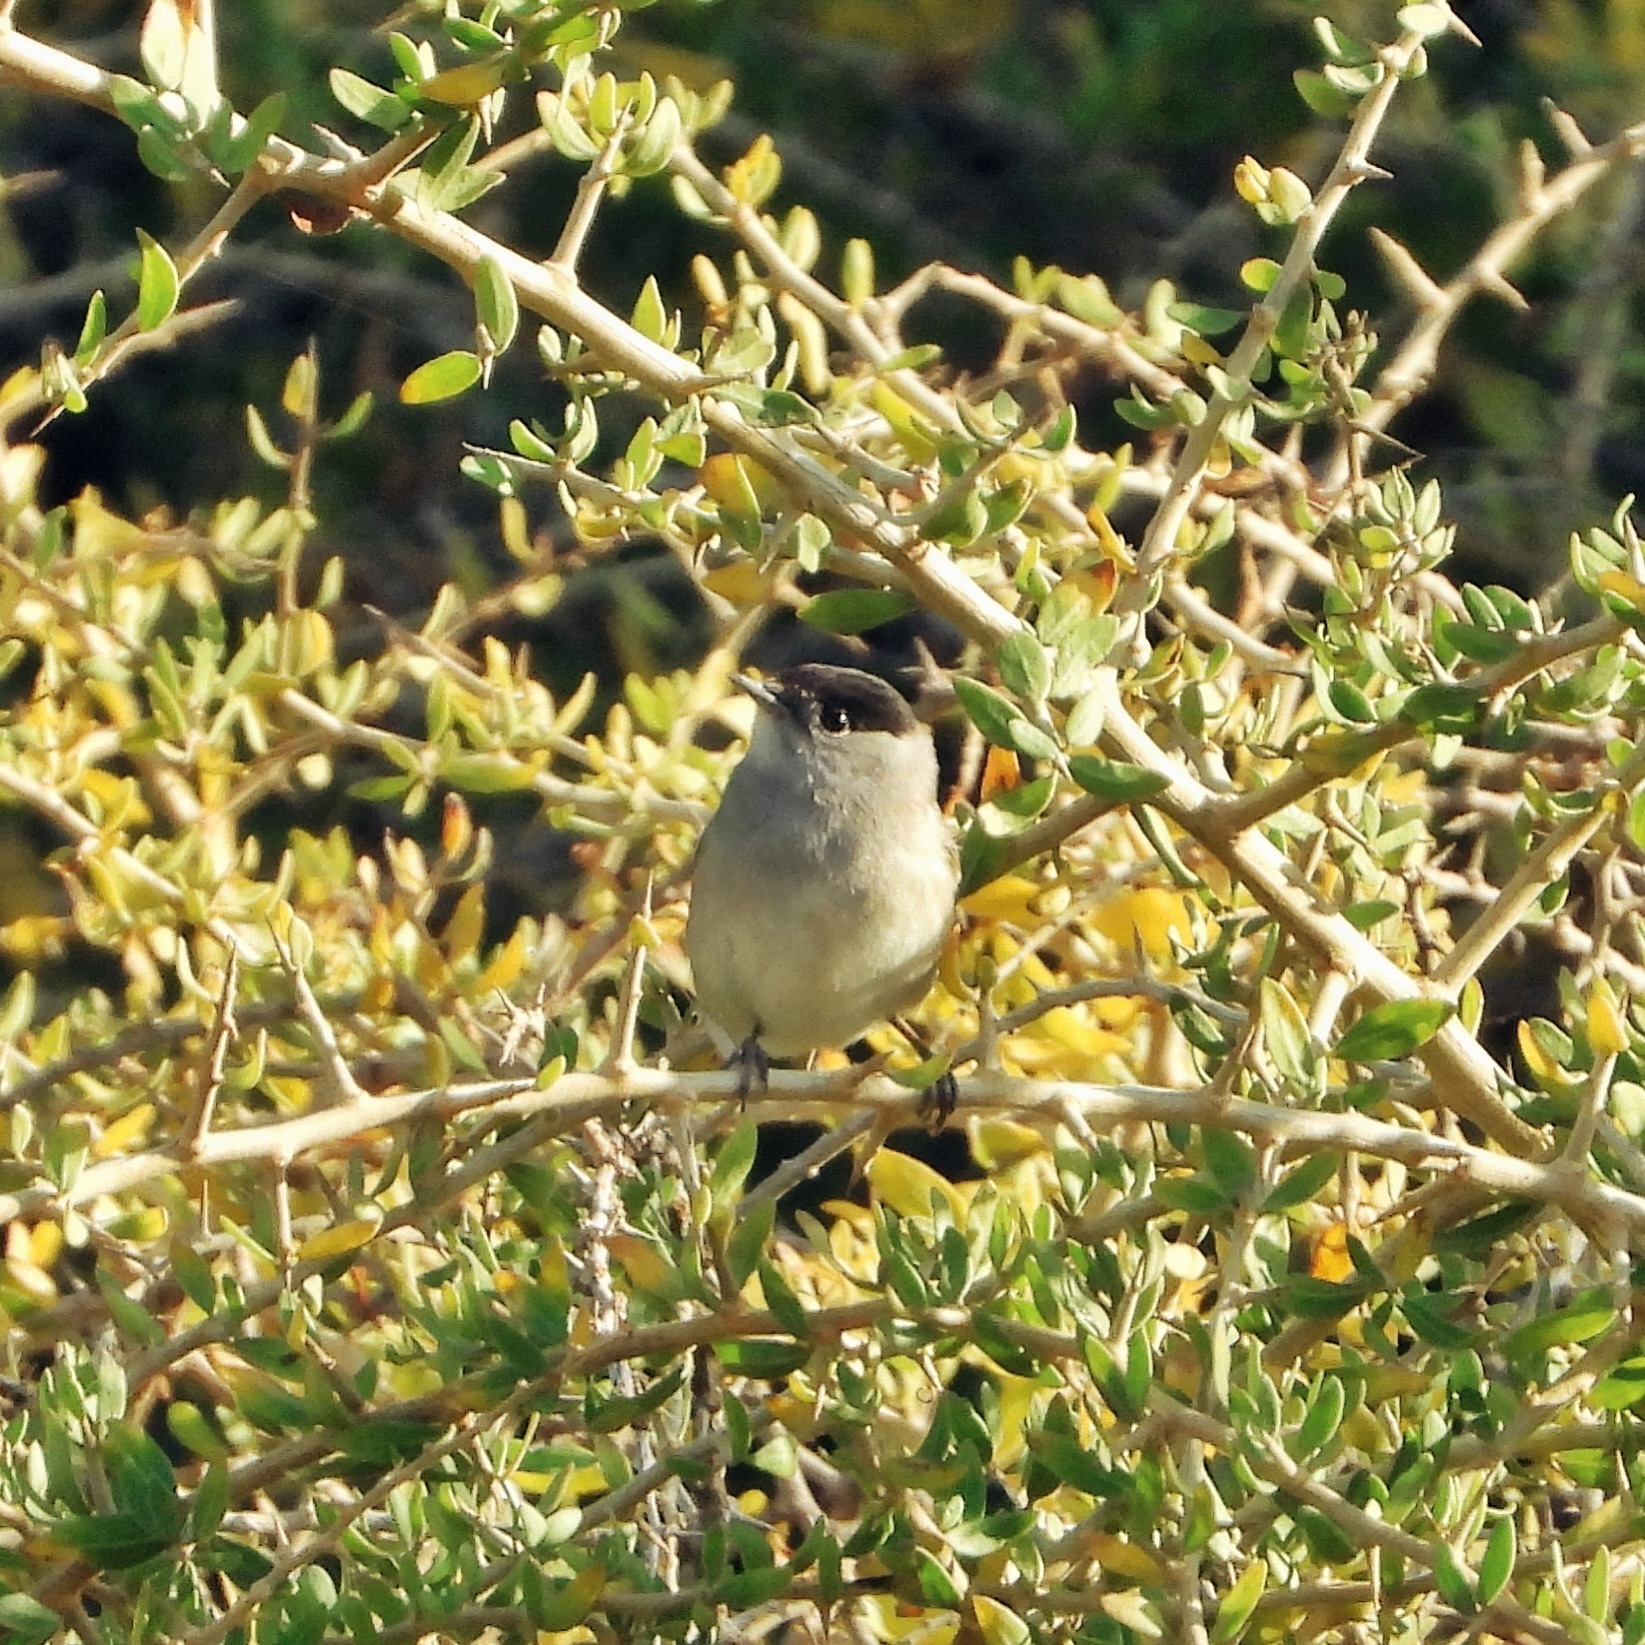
[0, 3, 1644, 1643]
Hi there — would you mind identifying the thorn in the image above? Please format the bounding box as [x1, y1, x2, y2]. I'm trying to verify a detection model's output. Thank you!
[1446, 10, 1482, 48]
[1543, 100, 1593, 158]
[1368, 228, 1446, 309]
[1345, 159, 1394, 184]
[1516, 138, 1546, 206]
[308, 122, 364, 164]
[1480, 269, 1530, 311]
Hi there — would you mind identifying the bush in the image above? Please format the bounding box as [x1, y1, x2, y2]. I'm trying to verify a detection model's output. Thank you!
[0, 4, 1643, 1643]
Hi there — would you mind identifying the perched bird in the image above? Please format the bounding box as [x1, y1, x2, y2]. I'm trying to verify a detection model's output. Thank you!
[685, 663, 959, 1104]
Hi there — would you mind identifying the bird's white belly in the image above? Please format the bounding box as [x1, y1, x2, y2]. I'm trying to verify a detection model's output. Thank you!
[689, 844, 952, 1056]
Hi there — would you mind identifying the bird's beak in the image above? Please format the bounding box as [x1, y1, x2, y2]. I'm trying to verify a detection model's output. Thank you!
[732, 671, 780, 712]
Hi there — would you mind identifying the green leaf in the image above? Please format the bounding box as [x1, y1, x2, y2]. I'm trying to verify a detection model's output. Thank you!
[329, 67, 412, 130]
[135, 231, 179, 331]
[189, 1462, 230, 1541]
[1167, 301, 1243, 336]
[632, 275, 668, 343]
[756, 1256, 809, 1338]
[716, 1565, 793, 1609]
[1294, 67, 1356, 116]
[1066, 756, 1170, 803]
[1295, 1374, 1345, 1456]
[1278, 1275, 1370, 1320]
[1402, 1290, 1476, 1350]
[136, 124, 195, 182]
[1240, 257, 1282, 292]
[1400, 682, 1479, 735]
[1431, 1541, 1475, 1613]
[400, 350, 482, 404]
[1211, 1560, 1266, 1643]
[958, 821, 1014, 896]
[713, 1339, 809, 1378]
[438, 753, 533, 792]
[796, 588, 914, 635]
[624, 96, 682, 177]
[1041, 404, 1076, 452]
[709, 1119, 758, 1205]
[0, 1595, 61, 1645]
[474, 254, 519, 355]
[1271, 283, 1314, 360]
[1023, 1429, 1128, 1497]
[1326, 676, 1377, 723]
[1504, 1292, 1616, 1362]
[1260, 978, 1315, 1090]
[1115, 390, 1173, 430]
[1343, 899, 1399, 930]
[725, 1196, 774, 1289]
[586, 1366, 687, 1433]
[331, 390, 375, 439]
[1295, 1506, 1359, 1564]
[75, 289, 108, 365]
[998, 632, 1052, 705]
[532, 1566, 606, 1632]
[914, 1548, 963, 1606]
[1477, 1517, 1515, 1605]
[1262, 1151, 1339, 1213]
[1334, 998, 1453, 1063]
[54, 1512, 173, 1571]
[1202, 1128, 1257, 1200]
[717, 385, 819, 427]
[96, 1268, 166, 1344]
[217, 90, 287, 172]
[1433, 1200, 1538, 1260]
[953, 675, 1021, 749]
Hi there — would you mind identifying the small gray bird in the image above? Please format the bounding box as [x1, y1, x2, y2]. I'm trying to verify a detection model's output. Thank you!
[685, 663, 960, 1102]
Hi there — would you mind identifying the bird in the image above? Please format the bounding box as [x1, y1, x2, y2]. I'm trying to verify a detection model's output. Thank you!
[685, 663, 960, 1109]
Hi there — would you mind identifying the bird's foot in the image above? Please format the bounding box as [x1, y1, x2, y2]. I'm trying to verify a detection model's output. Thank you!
[918, 1070, 959, 1132]
[890, 1015, 959, 1131]
[726, 1035, 770, 1105]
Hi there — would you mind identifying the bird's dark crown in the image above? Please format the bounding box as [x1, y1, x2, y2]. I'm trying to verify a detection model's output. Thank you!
[766, 663, 919, 737]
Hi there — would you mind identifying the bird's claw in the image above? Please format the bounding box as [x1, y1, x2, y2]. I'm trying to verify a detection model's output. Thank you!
[918, 1070, 959, 1131]
[727, 1036, 770, 1105]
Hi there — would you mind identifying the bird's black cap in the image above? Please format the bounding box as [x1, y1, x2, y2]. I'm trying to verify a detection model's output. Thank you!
[746, 663, 920, 737]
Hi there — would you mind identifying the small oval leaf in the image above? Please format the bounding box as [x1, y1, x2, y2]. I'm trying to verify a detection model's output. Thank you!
[400, 350, 482, 404]
[1334, 998, 1453, 1063]
[136, 231, 179, 331]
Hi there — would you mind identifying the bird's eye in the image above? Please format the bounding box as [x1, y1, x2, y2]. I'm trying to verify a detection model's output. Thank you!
[819, 703, 852, 735]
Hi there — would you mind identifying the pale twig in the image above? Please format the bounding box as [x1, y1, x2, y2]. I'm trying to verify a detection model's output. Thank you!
[119, 1100, 601, 1390]
[1127, 25, 1435, 598]
[952, 977, 1244, 1068]
[31, 171, 264, 433]
[736, 1108, 878, 1223]
[1428, 793, 1618, 994]
[548, 113, 631, 273]
[276, 682, 704, 825]
[181, 1406, 511, 1645]
[177, 947, 240, 1157]
[0, 23, 1020, 652]
[1, 299, 241, 429]
[9, 1062, 1642, 1242]
[0, 991, 338, 1116]
[0, 760, 245, 954]
[601, 873, 652, 1075]
[928, 265, 1186, 402]
[1350, 111, 1645, 477]
[1563, 1051, 1619, 1169]
[670, 145, 972, 440]
[270, 924, 367, 1111]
